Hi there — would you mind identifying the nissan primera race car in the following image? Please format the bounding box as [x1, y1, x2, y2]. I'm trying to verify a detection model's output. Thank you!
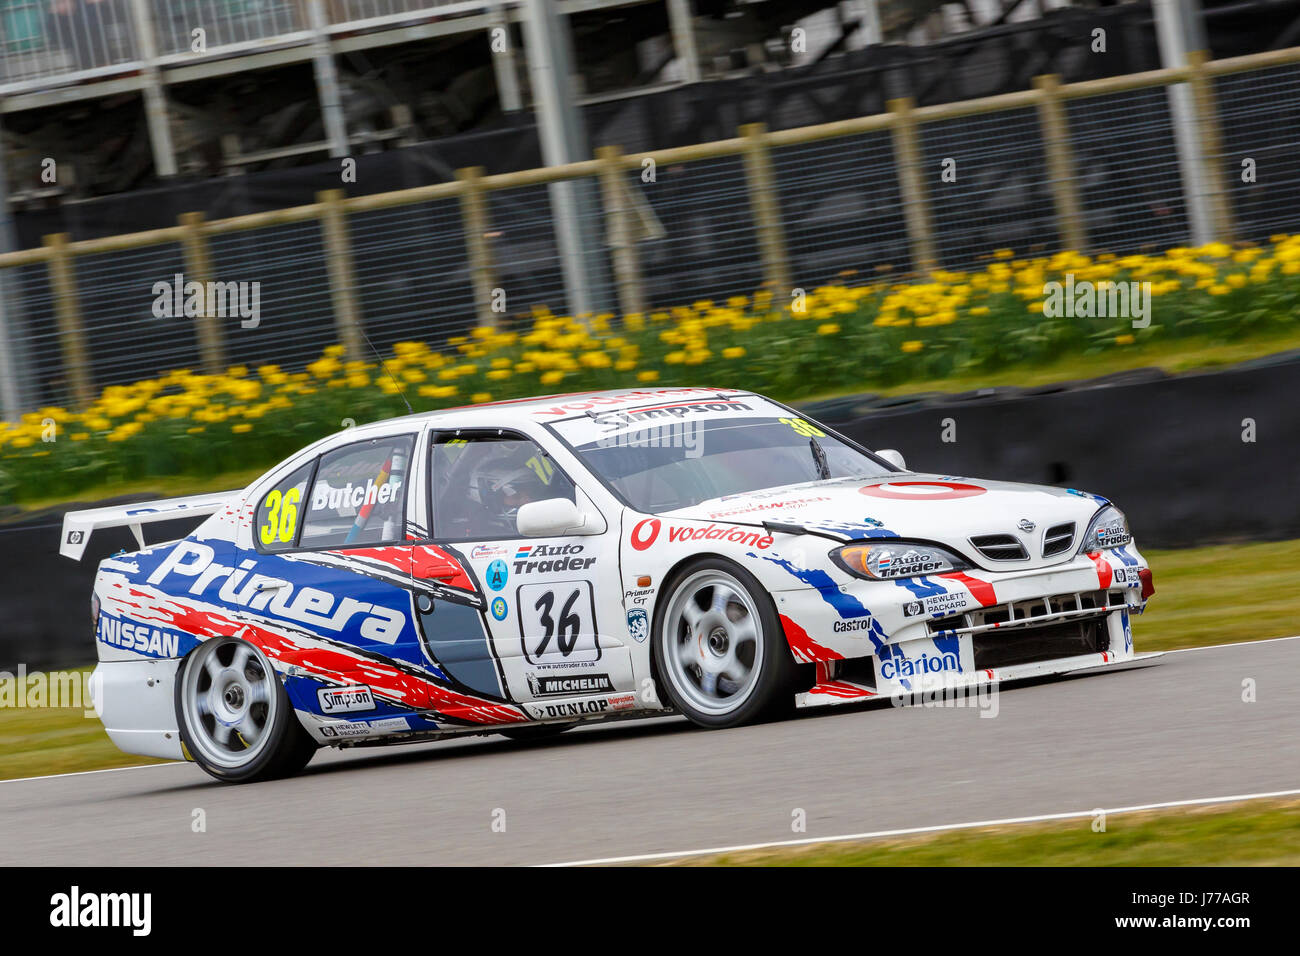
[63, 387, 1156, 782]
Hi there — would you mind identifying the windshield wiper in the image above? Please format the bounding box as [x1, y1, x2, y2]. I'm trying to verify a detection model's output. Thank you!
[809, 436, 831, 481]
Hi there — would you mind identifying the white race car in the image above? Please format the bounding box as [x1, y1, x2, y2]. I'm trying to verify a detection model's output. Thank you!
[63, 387, 1157, 782]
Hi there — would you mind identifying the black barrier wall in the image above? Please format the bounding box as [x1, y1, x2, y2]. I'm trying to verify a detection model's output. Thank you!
[811, 353, 1300, 550]
[3, 354, 1297, 670]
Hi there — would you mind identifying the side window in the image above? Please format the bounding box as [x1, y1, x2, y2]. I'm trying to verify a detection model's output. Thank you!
[299, 434, 415, 550]
[255, 461, 314, 552]
[431, 434, 575, 540]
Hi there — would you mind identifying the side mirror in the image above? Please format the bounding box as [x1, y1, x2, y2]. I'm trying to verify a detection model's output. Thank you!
[516, 498, 597, 537]
[877, 448, 907, 470]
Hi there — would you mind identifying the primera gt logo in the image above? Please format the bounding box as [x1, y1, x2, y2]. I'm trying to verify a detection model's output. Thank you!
[146, 541, 406, 644]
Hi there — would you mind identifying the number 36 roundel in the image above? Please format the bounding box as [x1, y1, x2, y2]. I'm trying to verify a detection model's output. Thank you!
[518, 581, 599, 665]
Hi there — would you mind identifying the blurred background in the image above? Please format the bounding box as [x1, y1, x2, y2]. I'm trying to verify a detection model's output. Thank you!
[0, 0, 1297, 674]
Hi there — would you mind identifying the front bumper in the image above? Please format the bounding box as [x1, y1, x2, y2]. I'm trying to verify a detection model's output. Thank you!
[771, 545, 1153, 697]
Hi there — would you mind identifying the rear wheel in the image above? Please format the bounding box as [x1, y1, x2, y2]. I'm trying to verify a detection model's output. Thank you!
[175, 636, 316, 783]
[654, 558, 797, 728]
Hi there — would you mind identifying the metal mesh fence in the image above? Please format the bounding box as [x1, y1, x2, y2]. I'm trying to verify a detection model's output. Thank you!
[348, 197, 474, 351]
[7, 55, 1300, 412]
[71, 242, 195, 392]
[1065, 87, 1190, 253]
[1215, 63, 1300, 241]
[770, 131, 910, 287]
[206, 221, 334, 371]
[920, 107, 1058, 268]
[636, 155, 763, 307]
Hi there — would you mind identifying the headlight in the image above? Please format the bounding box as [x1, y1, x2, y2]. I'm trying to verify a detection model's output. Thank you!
[831, 541, 970, 581]
[1080, 505, 1131, 552]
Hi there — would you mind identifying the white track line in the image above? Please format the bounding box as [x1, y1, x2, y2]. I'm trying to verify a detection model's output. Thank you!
[543, 788, 1300, 866]
[5, 634, 1298, 786]
[1162, 633, 1300, 653]
[0, 762, 182, 785]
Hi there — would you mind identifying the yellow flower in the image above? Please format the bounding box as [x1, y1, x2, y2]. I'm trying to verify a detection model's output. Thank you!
[816, 323, 840, 336]
[540, 371, 564, 385]
[722, 347, 745, 359]
[471, 392, 492, 403]
[1115, 334, 1135, 345]
[901, 340, 924, 353]
[232, 423, 253, 433]
[636, 370, 660, 382]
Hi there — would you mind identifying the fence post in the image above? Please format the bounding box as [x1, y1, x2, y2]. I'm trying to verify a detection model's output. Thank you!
[739, 122, 791, 298]
[596, 145, 645, 319]
[1033, 75, 1088, 252]
[178, 212, 226, 375]
[888, 98, 937, 276]
[44, 234, 95, 410]
[1186, 49, 1235, 242]
[456, 167, 499, 329]
[316, 189, 366, 363]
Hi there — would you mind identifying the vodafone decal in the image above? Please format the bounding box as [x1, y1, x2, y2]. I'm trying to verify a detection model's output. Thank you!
[859, 480, 986, 501]
[630, 518, 661, 551]
[629, 517, 774, 551]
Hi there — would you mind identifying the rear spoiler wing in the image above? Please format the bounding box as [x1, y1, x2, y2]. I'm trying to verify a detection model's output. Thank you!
[60, 491, 239, 561]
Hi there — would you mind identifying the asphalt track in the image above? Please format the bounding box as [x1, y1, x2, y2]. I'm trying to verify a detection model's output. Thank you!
[2, 638, 1297, 866]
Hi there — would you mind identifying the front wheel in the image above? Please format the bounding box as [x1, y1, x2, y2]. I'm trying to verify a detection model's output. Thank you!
[654, 558, 797, 728]
[175, 636, 317, 783]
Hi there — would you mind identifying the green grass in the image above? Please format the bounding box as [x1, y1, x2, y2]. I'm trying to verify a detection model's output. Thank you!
[680, 798, 1300, 866]
[1135, 539, 1300, 652]
[0, 668, 165, 780]
[2, 464, 267, 521]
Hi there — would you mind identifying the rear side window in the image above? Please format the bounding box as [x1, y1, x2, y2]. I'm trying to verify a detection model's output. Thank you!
[255, 461, 314, 552]
[298, 434, 416, 550]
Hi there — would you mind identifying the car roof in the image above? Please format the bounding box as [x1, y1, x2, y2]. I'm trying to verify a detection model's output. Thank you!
[354, 386, 753, 434]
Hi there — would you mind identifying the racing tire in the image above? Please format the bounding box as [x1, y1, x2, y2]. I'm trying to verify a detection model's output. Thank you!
[497, 722, 576, 741]
[652, 557, 798, 728]
[175, 636, 317, 784]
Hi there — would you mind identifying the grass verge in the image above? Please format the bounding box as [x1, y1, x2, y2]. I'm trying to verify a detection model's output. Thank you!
[675, 797, 1300, 866]
[0, 668, 165, 781]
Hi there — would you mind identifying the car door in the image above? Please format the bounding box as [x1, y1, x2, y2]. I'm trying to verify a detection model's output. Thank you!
[250, 432, 425, 674]
[422, 428, 636, 712]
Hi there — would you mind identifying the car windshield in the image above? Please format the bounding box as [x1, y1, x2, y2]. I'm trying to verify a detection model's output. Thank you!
[548, 395, 894, 513]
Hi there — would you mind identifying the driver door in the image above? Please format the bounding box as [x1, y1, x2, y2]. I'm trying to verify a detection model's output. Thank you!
[423, 429, 635, 711]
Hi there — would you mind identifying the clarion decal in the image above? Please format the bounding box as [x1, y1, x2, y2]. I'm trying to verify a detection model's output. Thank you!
[879, 651, 961, 681]
[146, 540, 406, 644]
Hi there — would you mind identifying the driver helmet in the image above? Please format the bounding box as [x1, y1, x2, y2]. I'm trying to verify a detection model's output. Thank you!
[473, 448, 550, 519]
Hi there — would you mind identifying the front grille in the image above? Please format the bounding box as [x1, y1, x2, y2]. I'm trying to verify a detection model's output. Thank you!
[973, 617, 1110, 670]
[927, 589, 1126, 634]
[969, 534, 1028, 561]
[1042, 522, 1076, 557]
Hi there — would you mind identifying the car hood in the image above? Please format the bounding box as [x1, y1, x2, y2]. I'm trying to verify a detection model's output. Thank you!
[668, 474, 1111, 570]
